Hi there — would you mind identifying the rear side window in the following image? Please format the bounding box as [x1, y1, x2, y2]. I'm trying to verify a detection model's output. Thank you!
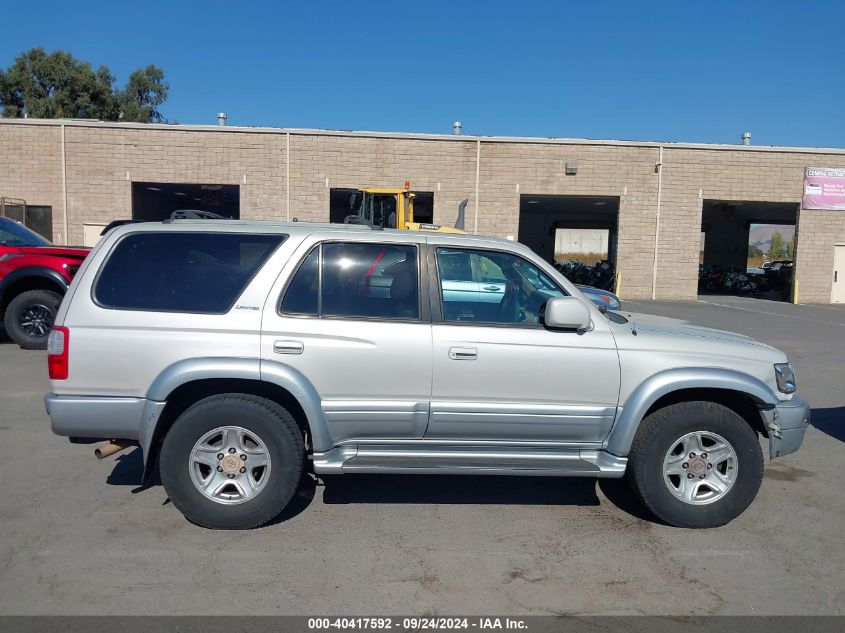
[94, 232, 285, 313]
[280, 247, 319, 315]
[279, 242, 419, 320]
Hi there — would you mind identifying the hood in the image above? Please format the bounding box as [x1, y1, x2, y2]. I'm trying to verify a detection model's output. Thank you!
[17, 246, 89, 259]
[621, 312, 772, 348]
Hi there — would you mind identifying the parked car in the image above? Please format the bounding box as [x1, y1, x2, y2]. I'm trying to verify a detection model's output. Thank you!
[0, 217, 89, 349]
[45, 221, 809, 529]
[577, 285, 621, 311]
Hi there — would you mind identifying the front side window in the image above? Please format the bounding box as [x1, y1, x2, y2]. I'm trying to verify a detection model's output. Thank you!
[437, 248, 565, 326]
[95, 232, 284, 313]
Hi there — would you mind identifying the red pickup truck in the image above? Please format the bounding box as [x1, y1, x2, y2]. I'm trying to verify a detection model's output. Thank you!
[0, 217, 89, 349]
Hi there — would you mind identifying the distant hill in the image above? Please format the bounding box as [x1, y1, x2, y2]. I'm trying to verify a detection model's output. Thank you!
[749, 224, 794, 253]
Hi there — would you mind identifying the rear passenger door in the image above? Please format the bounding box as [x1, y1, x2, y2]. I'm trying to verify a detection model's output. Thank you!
[260, 235, 432, 445]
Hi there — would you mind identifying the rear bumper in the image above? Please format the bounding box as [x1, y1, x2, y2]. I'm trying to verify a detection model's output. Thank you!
[46, 393, 147, 440]
[762, 395, 810, 459]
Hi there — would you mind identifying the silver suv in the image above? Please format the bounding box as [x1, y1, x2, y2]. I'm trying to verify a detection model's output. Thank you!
[45, 221, 809, 529]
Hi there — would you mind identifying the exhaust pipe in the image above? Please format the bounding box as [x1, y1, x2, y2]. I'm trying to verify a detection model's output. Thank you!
[455, 198, 468, 231]
[95, 439, 136, 460]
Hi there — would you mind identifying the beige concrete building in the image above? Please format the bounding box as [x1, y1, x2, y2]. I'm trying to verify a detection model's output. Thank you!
[2, 118, 844, 303]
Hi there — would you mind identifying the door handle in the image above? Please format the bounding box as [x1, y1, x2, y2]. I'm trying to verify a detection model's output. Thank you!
[273, 340, 304, 355]
[449, 346, 477, 360]
[483, 285, 501, 291]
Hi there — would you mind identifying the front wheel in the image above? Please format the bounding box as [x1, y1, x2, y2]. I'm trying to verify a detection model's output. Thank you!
[160, 394, 304, 529]
[627, 401, 763, 528]
[4, 289, 62, 350]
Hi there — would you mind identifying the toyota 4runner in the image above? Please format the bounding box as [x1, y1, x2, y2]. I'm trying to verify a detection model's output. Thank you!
[45, 220, 809, 529]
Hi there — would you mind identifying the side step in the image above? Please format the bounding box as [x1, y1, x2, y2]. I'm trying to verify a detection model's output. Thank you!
[313, 444, 627, 478]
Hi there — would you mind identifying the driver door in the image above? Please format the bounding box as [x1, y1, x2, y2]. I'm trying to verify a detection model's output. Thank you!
[427, 245, 621, 444]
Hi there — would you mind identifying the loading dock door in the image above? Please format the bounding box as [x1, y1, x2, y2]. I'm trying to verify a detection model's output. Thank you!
[131, 182, 240, 221]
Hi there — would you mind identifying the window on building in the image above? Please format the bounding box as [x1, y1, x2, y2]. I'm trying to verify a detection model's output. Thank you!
[95, 232, 284, 313]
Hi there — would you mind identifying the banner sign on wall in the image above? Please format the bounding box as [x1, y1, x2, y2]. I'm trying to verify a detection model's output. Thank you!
[803, 167, 845, 210]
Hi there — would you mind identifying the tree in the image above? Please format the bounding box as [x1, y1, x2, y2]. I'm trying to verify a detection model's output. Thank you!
[117, 65, 169, 123]
[768, 231, 785, 260]
[0, 48, 118, 119]
[0, 48, 167, 123]
[785, 240, 794, 259]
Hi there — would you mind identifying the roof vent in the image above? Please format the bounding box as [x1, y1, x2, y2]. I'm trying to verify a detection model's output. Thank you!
[217, 112, 228, 126]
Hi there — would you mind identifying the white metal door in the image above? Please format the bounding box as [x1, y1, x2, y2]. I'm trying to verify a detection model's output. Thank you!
[832, 244, 845, 303]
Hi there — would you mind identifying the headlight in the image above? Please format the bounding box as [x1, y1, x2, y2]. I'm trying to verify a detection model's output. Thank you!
[774, 363, 797, 394]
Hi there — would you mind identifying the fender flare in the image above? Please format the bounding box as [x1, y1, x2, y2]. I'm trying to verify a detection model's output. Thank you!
[140, 357, 331, 468]
[0, 266, 68, 307]
[605, 367, 779, 457]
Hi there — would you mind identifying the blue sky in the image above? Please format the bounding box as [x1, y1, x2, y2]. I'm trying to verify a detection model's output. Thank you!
[2, 0, 843, 147]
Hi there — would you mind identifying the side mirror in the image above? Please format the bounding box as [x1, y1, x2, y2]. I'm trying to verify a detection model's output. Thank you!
[543, 296, 592, 331]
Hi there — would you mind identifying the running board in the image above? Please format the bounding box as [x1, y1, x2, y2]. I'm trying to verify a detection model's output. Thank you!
[313, 445, 627, 477]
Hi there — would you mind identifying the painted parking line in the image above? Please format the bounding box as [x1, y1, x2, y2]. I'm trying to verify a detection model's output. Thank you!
[696, 299, 845, 327]
[797, 303, 845, 311]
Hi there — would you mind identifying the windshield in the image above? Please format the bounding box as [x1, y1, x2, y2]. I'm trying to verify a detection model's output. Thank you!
[0, 218, 51, 247]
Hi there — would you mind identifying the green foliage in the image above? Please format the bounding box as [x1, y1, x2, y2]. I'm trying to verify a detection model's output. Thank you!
[0, 48, 167, 123]
[748, 244, 764, 258]
[768, 231, 785, 260]
[116, 65, 169, 123]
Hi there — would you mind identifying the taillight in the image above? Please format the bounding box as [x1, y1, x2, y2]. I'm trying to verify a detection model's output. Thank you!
[47, 327, 69, 380]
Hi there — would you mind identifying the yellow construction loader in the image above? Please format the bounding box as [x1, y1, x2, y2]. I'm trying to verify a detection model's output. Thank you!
[345, 181, 467, 233]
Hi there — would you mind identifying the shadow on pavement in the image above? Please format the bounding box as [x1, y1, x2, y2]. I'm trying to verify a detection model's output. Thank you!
[105, 447, 316, 523]
[811, 406, 845, 442]
[321, 473, 599, 506]
[105, 449, 656, 524]
[321, 472, 657, 523]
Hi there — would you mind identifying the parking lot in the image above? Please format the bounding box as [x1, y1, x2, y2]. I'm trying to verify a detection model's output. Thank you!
[0, 296, 843, 616]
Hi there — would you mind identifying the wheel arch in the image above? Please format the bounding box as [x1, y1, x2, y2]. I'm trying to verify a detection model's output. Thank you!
[0, 267, 67, 314]
[140, 357, 330, 479]
[606, 367, 779, 457]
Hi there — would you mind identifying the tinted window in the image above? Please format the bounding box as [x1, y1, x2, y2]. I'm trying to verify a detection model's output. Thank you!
[321, 243, 418, 319]
[439, 251, 473, 282]
[95, 232, 284, 313]
[0, 217, 50, 247]
[437, 248, 564, 326]
[280, 247, 319, 315]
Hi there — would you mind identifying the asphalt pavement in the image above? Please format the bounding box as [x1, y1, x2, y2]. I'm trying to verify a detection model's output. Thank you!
[0, 297, 843, 615]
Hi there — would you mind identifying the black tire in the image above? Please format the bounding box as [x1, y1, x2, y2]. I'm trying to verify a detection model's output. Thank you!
[160, 394, 304, 529]
[627, 401, 763, 529]
[4, 289, 62, 350]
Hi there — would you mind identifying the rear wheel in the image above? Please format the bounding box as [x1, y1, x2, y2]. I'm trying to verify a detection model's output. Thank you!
[160, 394, 304, 529]
[4, 289, 62, 350]
[627, 401, 763, 528]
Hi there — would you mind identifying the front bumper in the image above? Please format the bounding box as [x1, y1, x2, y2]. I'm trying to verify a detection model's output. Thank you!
[761, 394, 811, 459]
